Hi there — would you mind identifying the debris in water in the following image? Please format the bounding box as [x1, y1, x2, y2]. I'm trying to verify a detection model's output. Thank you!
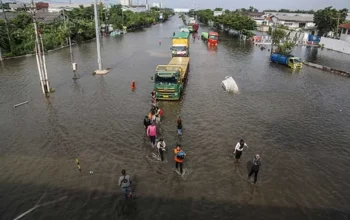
[221, 76, 239, 93]
[14, 101, 28, 108]
[90, 171, 94, 175]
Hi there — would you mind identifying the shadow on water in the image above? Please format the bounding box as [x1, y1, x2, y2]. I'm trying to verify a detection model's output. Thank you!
[1, 181, 349, 220]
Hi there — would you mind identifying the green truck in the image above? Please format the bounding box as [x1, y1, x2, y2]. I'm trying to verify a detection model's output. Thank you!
[154, 57, 190, 100]
[171, 32, 190, 57]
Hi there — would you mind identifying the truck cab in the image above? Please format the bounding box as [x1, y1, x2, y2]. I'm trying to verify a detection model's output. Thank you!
[287, 57, 303, 69]
[154, 66, 183, 100]
[171, 32, 190, 57]
[208, 32, 219, 46]
[171, 45, 189, 57]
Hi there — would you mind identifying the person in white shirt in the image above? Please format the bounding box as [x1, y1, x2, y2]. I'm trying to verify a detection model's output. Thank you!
[156, 138, 166, 161]
[233, 139, 248, 161]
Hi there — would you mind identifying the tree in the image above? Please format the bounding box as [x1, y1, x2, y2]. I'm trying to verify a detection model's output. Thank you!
[268, 27, 287, 45]
[248, 6, 258, 12]
[196, 9, 256, 31]
[214, 8, 223, 11]
[314, 7, 348, 36]
[277, 41, 295, 55]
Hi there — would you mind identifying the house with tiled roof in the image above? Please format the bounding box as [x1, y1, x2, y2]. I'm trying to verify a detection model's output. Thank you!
[339, 23, 350, 43]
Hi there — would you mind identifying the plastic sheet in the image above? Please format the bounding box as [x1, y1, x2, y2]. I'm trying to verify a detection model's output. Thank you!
[221, 76, 239, 93]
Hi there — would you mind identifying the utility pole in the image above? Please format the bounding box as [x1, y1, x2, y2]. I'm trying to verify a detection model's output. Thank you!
[31, 0, 51, 95]
[335, 12, 340, 38]
[93, 0, 109, 74]
[1, 0, 12, 52]
[94, 0, 102, 70]
[62, 8, 78, 79]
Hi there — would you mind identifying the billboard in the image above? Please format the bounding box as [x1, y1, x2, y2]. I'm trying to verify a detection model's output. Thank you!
[213, 11, 223, 16]
[308, 34, 321, 42]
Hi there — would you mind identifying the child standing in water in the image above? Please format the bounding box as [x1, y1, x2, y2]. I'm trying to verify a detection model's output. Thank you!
[177, 116, 182, 136]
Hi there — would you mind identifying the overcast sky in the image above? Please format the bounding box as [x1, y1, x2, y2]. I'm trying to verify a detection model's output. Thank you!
[144, 0, 349, 10]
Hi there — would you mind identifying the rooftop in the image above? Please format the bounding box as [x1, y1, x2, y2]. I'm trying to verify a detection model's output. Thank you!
[247, 12, 264, 17]
[274, 15, 314, 22]
[339, 23, 350, 29]
[0, 11, 21, 20]
[0, 11, 63, 23]
[173, 32, 190, 38]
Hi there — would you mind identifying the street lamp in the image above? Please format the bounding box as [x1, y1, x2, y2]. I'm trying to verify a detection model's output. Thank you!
[270, 16, 278, 55]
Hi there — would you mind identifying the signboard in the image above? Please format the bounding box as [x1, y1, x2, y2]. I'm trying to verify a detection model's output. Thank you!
[308, 34, 321, 42]
[213, 11, 223, 17]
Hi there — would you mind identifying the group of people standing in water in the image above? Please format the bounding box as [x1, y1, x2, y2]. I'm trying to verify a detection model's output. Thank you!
[119, 93, 262, 199]
[233, 139, 262, 184]
[142, 90, 186, 175]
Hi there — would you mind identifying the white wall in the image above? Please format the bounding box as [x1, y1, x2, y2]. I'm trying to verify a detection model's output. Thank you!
[278, 21, 315, 29]
[340, 29, 350, 43]
[320, 37, 350, 55]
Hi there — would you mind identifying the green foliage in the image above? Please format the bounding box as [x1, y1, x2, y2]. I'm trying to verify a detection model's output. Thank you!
[0, 4, 173, 57]
[268, 28, 287, 45]
[234, 6, 258, 13]
[196, 9, 256, 32]
[277, 41, 295, 55]
[314, 7, 348, 36]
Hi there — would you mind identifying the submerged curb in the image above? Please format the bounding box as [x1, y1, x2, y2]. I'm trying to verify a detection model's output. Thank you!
[303, 61, 350, 77]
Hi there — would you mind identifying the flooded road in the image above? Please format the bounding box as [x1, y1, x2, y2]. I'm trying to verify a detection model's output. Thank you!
[1, 17, 350, 220]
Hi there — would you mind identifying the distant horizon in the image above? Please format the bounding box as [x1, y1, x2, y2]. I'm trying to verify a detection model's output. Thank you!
[2, 0, 349, 11]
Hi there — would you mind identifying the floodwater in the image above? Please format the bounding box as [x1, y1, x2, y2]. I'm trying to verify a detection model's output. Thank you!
[1, 17, 350, 220]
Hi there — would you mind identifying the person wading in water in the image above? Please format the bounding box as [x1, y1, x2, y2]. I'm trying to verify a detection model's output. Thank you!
[174, 144, 186, 174]
[118, 169, 132, 198]
[147, 123, 157, 147]
[233, 139, 248, 161]
[144, 115, 151, 134]
[248, 154, 261, 184]
[177, 116, 182, 136]
[156, 138, 166, 161]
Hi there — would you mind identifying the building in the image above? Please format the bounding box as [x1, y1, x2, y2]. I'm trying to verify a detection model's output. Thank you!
[152, 2, 162, 8]
[339, 23, 350, 43]
[264, 12, 315, 30]
[120, 0, 131, 6]
[173, 8, 189, 13]
[36, 2, 49, 12]
[247, 12, 268, 26]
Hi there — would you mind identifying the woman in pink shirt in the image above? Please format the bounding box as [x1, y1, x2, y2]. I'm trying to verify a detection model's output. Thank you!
[147, 123, 157, 147]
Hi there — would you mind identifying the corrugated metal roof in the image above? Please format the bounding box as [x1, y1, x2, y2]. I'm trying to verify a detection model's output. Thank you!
[0, 12, 21, 20]
[36, 11, 63, 23]
[0, 11, 63, 23]
[275, 15, 314, 22]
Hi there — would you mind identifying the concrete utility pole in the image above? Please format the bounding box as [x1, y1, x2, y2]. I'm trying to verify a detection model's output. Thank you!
[93, 0, 109, 74]
[335, 12, 340, 38]
[62, 8, 78, 79]
[31, 0, 51, 95]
